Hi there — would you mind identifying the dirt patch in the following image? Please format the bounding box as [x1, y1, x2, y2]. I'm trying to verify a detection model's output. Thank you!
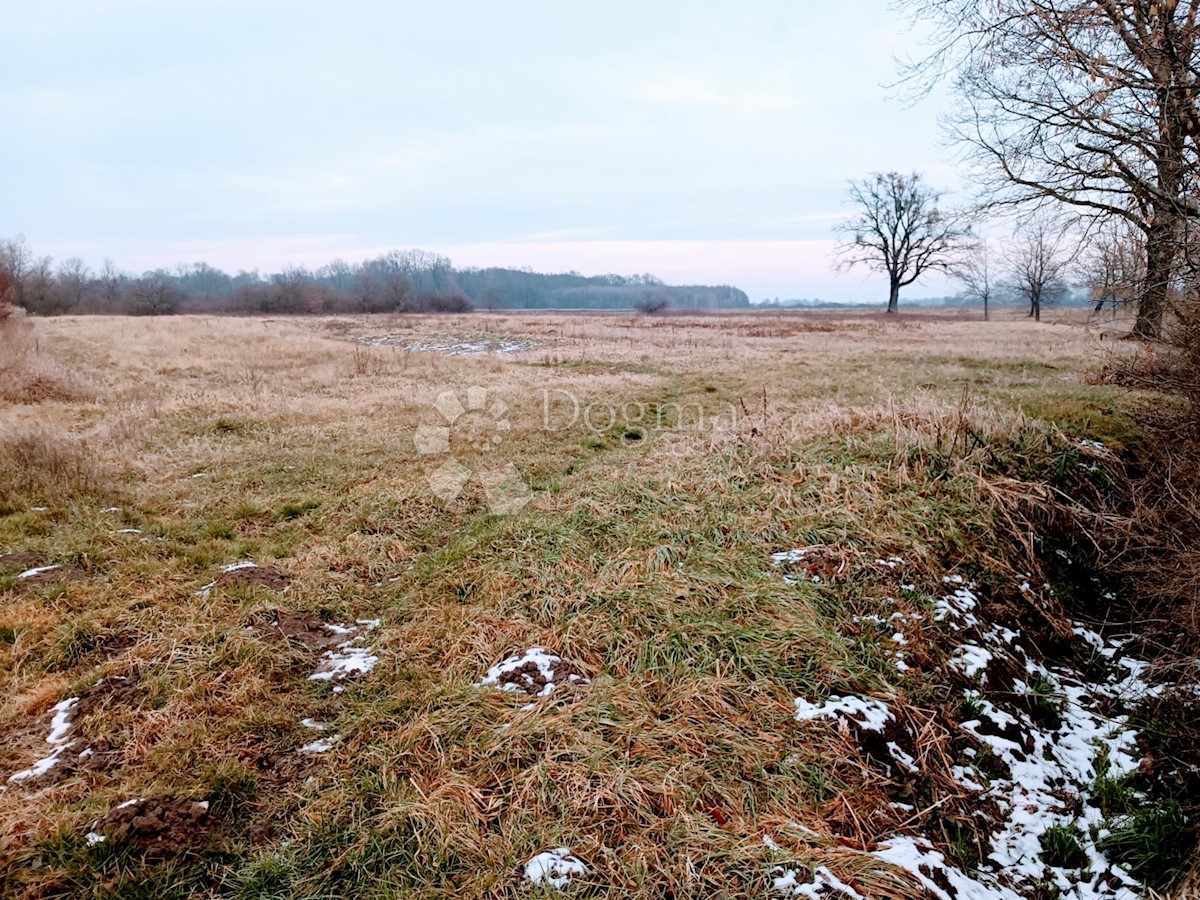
[0, 551, 46, 571]
[74, 675, 139, 721]
[265, 610, 349, 652]
[771, 545, 857, 583]
[213, 565, 290, 592]
[89, 797, 215, 860]
[14, 564, 86, 588]
[496, 658, 588, 696]
[479, 648, 591, 699]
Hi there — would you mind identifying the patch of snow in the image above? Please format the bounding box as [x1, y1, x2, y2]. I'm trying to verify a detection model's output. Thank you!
[299, 735, 340, 754]
[46, 698, 79, 744]
[85, 831, 106, 845]
[477, 647, 588, 698]
[772, 865, 865, 899]
[115, 528, 142, 535]
[17, 565, 60, 580]
[7, 696, 81, 784]
[8, 742, 75, 783]
[951, 644, 993, 680]
[523, 848, 589, 890]
[310, 619, 381, 682]
[300, 718, 329, 731]
[794, 695, 892, 733]
[100, 507, 121, 513]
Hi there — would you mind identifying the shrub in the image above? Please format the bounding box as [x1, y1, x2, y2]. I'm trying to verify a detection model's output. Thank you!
[0, 309, 83, 403]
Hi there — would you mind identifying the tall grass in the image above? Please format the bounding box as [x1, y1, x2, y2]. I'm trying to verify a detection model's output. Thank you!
[0, 309, 81, 404]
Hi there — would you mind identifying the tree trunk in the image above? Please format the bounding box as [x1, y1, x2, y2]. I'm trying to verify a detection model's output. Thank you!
[887, 281, 900, 314]
[1133, 219, 1173, 340]
[1033, 292, 1041, 323]
[983, 295, 989, 322]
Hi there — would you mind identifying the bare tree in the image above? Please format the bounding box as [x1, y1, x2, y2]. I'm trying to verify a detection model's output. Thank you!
[97, 259, 125, 312]
[0, 236, 32, 308]
[897, 0, 1200, 339]
[953, 239, 995, 321]
[57, 258, 90, 311]
[1081, 224, 1147, 320]
[835, 171, 970, 313]
[1006, 219, 1076, 323]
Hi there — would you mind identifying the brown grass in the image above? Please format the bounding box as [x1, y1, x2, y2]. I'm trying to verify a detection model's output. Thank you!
[0, 310, 1182, 898]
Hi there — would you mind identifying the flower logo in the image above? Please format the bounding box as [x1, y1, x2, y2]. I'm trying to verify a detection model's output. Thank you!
[413, 387, 531, 515]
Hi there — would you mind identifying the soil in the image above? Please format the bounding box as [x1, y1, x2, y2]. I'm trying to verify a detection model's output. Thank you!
[15, 564, 86, 588]
[267, 610, 348, 652]
[498, 658, 589, 696]
[90, 797, 215, 860]
[214, 565, 290, 591]
[0, 551, 46, 571]
[779, 546, 856, 582]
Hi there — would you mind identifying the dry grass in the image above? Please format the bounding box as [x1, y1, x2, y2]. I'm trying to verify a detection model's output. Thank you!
[0, 311, 1184, 898]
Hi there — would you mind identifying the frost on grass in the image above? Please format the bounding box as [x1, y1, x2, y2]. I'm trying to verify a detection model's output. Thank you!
[309, 619, 381, 683]
[478, 648, 589, 701]
[523, 848, 589, 890]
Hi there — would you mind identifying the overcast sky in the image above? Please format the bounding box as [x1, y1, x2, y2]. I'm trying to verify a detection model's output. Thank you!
[1, 1, 959, 302]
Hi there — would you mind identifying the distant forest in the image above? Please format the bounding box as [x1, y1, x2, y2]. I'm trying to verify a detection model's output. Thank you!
[0, 238, 750, 315]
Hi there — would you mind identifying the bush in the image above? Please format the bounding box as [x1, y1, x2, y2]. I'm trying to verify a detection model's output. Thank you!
[634, 296, 670, 315]
[424, 292, 474, 313]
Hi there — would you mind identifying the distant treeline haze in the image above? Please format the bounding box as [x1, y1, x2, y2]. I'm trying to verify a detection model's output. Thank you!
[0, 239, 750, 315]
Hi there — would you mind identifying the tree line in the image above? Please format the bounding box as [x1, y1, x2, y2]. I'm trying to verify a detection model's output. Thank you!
[0, 239, 750, 317]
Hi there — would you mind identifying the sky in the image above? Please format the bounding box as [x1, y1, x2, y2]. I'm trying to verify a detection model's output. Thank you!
[0, 1, 961, 303]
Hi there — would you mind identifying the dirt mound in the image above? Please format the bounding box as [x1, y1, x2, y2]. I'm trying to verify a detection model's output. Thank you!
[0, 551, 46, 571]
[268, 611, 350, 652]
[89, 797, 214, 860]
[213, 564, 290, 592]
[497, 658, 587, 696]
[771, 545, 857, 583]
[14, 564, 86, 588]
[479, 648, 590, 698]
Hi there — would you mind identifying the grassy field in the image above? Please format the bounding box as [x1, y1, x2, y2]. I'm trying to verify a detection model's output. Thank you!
[0, 309, 1188, 899]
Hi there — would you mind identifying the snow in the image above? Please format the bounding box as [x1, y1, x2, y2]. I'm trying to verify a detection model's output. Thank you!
[523, 848, 589, 889]
[310, 619, 381, 682]
[477, 648, 587, 698]
[358, 333, 537, 355]
[951, 644, 993, 680]
[8, 743, 76, 783]
[772, 865, 865, 899]
[793, 695, 892, 733]
[299, 735, 339, 754]
[46, 698, 78, 745]
[6, 696, 80, 784]
[17, 565, 60, 580]
[300, 718, 329, 731]
[85, 831, 106, 845]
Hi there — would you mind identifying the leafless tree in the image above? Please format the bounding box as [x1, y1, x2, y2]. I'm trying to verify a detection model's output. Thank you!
[0, 236, 32, 308]
[1006, 218, 1077, 322]
[896, 0, 1200, 339]
[953, 239, 996, 321]
[97, 259, 125, 312]
[835, 171, 970, 313]
[57, 258, 90, 311]
[1080, 224, 1147, 320]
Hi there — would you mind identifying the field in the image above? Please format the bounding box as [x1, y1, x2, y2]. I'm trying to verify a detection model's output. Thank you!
[0, 310, 1192, 899]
